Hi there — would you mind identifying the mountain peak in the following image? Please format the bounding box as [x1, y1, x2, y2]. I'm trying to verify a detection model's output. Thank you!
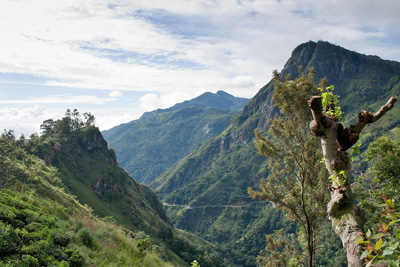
[216, 90, 231, 96]
[169, 90, 248, 112]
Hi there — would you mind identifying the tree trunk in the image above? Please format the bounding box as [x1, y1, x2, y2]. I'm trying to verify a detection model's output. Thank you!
[308, 96, 397, 267]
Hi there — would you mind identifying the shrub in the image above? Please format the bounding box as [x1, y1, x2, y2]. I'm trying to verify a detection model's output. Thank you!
[0, 223, 20, 255]
[77, 228, 94, 248]
[51, 228, 72, 246]
[65, 249, 86, 267]
[137, 238, 151, 254]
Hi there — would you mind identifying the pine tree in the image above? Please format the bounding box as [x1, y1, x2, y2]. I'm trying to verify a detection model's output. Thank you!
[249, 69, 329, 267]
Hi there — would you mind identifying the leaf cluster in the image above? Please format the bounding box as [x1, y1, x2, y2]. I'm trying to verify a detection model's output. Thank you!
[317, 85, 344, 122]
[356, 197, 400, 267]
[367, 136, 400, 199]
[353, 135, 400, 225]
[256, 228, 302, 267]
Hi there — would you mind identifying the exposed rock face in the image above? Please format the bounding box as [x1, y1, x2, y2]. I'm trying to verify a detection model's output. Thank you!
[79, 129, 109, 153]
[91, 179, 124, 195]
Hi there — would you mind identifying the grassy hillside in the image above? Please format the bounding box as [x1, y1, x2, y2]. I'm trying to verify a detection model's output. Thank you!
[152, 41, 400, 266]
[0, 131, 179, 266]
[1, 112, 224, 266]
[102, 91, 248, 184]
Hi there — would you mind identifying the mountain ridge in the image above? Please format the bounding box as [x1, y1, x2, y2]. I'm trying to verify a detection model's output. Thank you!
[151, 40, 400, 266]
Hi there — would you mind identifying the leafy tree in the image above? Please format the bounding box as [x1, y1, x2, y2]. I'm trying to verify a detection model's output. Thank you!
[365, 136, 400, 199]
[308, 82, 397, 266]
[40, 109, 96, 136]
[83, 112, 96, 127]
[249, 69, 329, 267]
[354, 135, 400, 226]
[40, 119, 57, 136]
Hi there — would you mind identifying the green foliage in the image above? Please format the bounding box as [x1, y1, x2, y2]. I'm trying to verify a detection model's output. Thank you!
[40, 109, 95, 137]
[317, 85, 344, 121]
[315, 222, 347, 267]
[354, 135, 400, 226]
[328, 170, 347, 187]
[0, 223, 20, 255]
[77, 228, 95, 248]
[0, 190, 85, 267]
[191, 259, 200, 267]
[356, 197, 400, 266]
[0, 187, 179, 266]
[136, 238, 151, 254]
[249, 69, 329, 266]
[256, 228, 301, 267]
[348, 142, 361, 162]
[367, 136, 400, 199]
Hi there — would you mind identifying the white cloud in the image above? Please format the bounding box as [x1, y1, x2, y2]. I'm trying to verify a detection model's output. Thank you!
[1, 0, 399, 96]
[139, 92, 193, 111]
[109, 90, 122, 97]
[0, 95, 117, 105]
[0, 105, 61, 137]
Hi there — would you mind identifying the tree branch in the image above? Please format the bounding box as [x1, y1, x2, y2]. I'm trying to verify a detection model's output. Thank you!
[338, 97, 397, 151]
[308, 96, 333, 136]
[351, 97, 397, 133]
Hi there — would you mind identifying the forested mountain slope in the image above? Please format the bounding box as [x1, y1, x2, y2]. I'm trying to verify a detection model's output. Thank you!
[152, 40, 400, 266]
[103, 90, 248, 184]
[0, 116, 222, 266]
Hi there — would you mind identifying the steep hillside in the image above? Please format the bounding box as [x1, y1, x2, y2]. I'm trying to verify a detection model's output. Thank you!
[103, 90, 248, 184]
[22, 116, 222, 266]
[0, 131, 179, 266]
[152, 41, 400, 266]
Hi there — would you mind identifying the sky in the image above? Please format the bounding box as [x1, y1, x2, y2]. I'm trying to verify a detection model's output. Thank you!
[1, 0, 400, 137]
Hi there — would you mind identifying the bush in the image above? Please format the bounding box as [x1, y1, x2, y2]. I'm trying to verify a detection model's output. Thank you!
[65, 249, 86, 267]
[77, 228, 94, 248]
[51, 228, 72, 246]
[0, 223, 20, 255]
[137, 238, 151, 254]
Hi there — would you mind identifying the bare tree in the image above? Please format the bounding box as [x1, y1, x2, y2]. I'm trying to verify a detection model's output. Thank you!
[308, 95, 397, 266]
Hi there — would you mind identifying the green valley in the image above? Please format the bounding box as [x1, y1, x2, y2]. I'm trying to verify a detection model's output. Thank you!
[103, 91, 248, 184]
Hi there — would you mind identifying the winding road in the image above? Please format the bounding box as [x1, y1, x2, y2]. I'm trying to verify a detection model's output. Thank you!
[162, 201, 258, 210]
